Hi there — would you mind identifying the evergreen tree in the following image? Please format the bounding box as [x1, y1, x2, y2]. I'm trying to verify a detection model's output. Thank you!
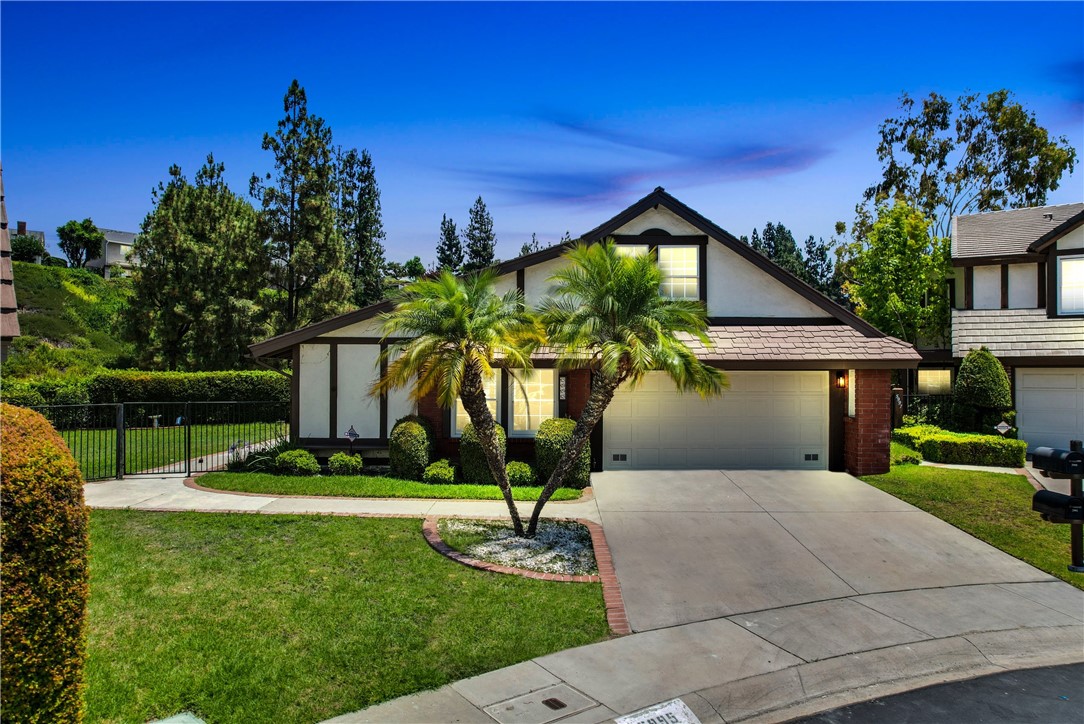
[463, 196, 496, 272]
[250, 79, 351, 333]
[436, 214, 463, 271]
[336, 147, 386, 307]
[55, 218, 104, 268]
[802, 235, 845, 303]
[520, 233, 544, 257]
[127, 155, 268, 370]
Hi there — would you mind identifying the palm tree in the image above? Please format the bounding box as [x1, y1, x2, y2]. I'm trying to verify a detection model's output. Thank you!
[371, 269, 543, 536]
[526, 241, 728, 536]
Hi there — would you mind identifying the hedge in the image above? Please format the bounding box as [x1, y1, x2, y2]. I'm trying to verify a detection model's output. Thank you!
[460, 423, 506, 485]
[893, 425, 1026, 468]
[389, 420, 430, 481]
[0, 403, 90, 722]
[536, 418, 591, 489]
[3, 370, 289, 407]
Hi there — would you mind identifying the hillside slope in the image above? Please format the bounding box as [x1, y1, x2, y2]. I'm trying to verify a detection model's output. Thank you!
[3, 262, 132, 379]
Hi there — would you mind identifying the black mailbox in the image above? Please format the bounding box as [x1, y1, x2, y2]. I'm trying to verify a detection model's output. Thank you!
[1032, 447, 1084, 476]
[1032, 490, 1084, 524]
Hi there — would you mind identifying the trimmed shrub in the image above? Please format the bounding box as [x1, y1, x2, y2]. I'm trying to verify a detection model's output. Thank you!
[389, 420, 430, 481]
[393, 413, 435, 461]
[84, 370, 289, 405]
[275, 449, 320, 476]
[423, 459, 457, 485]
[459, 423, 506, 485]
[535, 417, 591, 489]
[893, 424, 1026, 467]
[506, 460, 536, 486]
[953, 347, 1011, 432]
[0, 403, 90, 722]
[328, 452, 364, 476]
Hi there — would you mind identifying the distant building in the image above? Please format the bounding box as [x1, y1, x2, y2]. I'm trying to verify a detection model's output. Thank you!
[86, 228, 139, 278]
[0, 166, 21, 361]
[13, 221, 47, 262]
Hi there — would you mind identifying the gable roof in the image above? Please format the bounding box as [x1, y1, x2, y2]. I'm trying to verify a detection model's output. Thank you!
[953, 202, 1084, 260]
[249, 187, 889, 358]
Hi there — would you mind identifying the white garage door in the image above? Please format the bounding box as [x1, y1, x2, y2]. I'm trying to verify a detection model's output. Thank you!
[603, 371, 828, 470]
[1016, 368, 1084, 451]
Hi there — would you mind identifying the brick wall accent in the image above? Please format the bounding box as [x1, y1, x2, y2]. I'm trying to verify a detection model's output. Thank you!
[566, 369, 591, 419]
[843, 369, 892, 476]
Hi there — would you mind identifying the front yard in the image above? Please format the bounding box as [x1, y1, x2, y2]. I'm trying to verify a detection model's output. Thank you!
[86, 510, 609, 723]
[863, 463, 1084, 591]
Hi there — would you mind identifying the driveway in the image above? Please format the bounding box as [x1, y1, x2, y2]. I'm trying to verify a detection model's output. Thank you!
[592, 469, 1065, 631]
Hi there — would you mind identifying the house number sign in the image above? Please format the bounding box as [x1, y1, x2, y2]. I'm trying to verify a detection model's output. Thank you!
[616, 698, 701, 724]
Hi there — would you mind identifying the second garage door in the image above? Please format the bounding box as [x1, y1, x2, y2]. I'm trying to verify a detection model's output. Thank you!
[1016, 368, 1084, 452]
[602, 370, 828, 470]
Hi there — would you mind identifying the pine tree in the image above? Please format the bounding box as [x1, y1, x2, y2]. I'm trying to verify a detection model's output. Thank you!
[463, 196, 496, 272]
[336, 147, 386, 307]
[128, 155, 268, 370]
[520, 233, 544, 257]
[436, 214, 463, 271]
[250, 79, 351, 333]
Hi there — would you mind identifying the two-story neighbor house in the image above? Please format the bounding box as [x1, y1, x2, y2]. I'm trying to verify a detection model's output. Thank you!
[86, 228, 139, 278]
[250, 189, 921, 476]
[946, 203, 1084, 450]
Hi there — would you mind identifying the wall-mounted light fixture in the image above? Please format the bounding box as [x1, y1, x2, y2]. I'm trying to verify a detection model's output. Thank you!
[835, 371, 848, 389]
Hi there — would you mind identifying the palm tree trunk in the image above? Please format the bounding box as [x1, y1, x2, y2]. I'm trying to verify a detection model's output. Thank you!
[526, 371, 621, 537]
[460, 364, 524, 536]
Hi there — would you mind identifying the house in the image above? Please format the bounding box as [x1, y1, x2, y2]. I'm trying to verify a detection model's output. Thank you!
[86, 228, 139, 278]
[0, 167, 20, 361]
[935, 203, 1084, 451]
[249, 188, 921, 476]
[13, 221, 47, 262]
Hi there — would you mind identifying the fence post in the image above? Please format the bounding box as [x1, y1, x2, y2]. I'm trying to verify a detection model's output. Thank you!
[115, 404, 125, 479]
[185, 402, 192, 476]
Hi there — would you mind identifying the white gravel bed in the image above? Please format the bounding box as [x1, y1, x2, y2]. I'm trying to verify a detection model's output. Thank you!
[438, 519, 598, 576]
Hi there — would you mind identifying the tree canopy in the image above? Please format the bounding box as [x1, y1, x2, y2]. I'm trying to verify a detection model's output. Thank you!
[55, 219, 104, 268]
[463, 196, 496, 271]
[436, 214, 463, 272]
[336, 148, 386, 308]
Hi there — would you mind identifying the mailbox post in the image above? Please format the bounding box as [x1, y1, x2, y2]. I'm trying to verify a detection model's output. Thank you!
[1031, 440, 1084, 573]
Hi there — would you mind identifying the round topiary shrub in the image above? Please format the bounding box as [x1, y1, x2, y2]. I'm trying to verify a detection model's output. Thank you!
[953, 346, 1012, 432]
[459, 423, 506, 485]
[1, 403, 90, 722]
[275, 448, 320, 476]
[328, 451, 364, 476]
[423, 459, 457, 485]
[389, 420, 430, 481]
[506, 460, 536, 486]
[535, 417, 591, 490]
[393, 414, 435, 461]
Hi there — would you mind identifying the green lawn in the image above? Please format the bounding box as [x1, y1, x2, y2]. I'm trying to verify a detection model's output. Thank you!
[87, 510, 609, 723]
[61, 423, 287, 479]
[863, 464, 1084, 590]
[200, 471, 584, 501]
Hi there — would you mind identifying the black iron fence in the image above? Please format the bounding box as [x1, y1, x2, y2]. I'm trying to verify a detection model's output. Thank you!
[30, 400, 289, 481]
[892, 393, 954, 429]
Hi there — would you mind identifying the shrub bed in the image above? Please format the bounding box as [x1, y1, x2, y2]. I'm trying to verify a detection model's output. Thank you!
[0, 403, 90, 722]
[536, 418, 591, 489]
[460, 423, 506, 485]
[892, 425, 1026, 468]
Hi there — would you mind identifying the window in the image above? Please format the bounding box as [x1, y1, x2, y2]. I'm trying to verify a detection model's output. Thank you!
[615, 245, 649, 258]
[508, 369, 557, 436]
[452, 373, 499, 436]
[917, 369, 953, 395]
[658, 246, 699, 299]
[1058, 256, 1084, 314]
[847, 369, 855, 417]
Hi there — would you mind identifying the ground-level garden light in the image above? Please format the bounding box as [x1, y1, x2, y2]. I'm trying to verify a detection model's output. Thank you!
[344, 425, 360, 455]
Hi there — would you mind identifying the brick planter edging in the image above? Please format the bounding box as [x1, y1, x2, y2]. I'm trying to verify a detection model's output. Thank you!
[422, 516, 631, 636]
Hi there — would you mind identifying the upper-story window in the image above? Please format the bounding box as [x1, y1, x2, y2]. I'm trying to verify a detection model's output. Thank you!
[1058, 256, 1084, 314]
[658, 246, 700, 299]
[615, 245, 649, 258]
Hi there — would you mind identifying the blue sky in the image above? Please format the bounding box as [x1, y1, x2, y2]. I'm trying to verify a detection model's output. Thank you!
[3, 1, 1082, 264]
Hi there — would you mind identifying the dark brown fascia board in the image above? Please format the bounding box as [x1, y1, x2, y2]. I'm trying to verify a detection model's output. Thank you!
[1028, 210, 1084, 253]
[952, 253, 1046, 267]
[961, 355, 1084, 368]
[248, 299, 395, 359]
[580, 187, 888, 338]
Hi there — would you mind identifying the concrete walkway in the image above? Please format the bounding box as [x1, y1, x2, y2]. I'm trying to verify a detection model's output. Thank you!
[84, 470, 1084, 723]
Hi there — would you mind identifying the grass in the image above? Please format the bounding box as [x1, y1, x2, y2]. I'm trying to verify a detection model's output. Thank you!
[86, 510, 609, 723]
[890, 440, 922, 465]
[61, 423, 288, 479]
[863, 464, 1084, 590]
[200, 471, 584, 501]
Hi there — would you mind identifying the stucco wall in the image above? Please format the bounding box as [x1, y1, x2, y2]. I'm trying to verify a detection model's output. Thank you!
[1057, 225, 1084, 250]
[972, 265, 1000, 309]
[322, 318, 384, 338]
[299, 344, 331, 438]
[336, 344, 380, 438]
[1007, 263, 1038, 309]
[704, 242, 830, 318]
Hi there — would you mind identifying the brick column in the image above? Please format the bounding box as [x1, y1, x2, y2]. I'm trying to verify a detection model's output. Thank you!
[843, 369, 892, 476]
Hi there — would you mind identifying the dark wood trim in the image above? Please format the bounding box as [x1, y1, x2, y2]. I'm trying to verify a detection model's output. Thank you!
[379, 342, 388, 438]
[952, 252, 1045, 268]
[828, 372, 846, 472]
[297, 437, 388, 447]
[611, 234, 708, 246]
[500, 368, 510, 434]
[918, 348, 954, 362]
[946, 277, 957, 309]
[706, 316, 842, 326]
[1038, 261, 1047, 308]
[328, 342, 338, 437]
[1028, 210, 1084, 253]
[311, 336, 411, 344]
[994, 356, 1084, 367]
[698, 242, 708, 303]
[516, 268, 525, 293]
[964, 266, 974, 309]
[290, 347, 300, 443]
[1000, 264, 1009, 309]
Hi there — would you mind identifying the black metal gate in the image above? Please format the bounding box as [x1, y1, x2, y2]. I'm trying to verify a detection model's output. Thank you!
[30, 400, 288, 481]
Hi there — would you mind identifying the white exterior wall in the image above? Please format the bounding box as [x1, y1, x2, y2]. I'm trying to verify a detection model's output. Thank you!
[612, 206, 703, 236]
[1008, 263, 1038, 309]
[972, 265, 1001, 309]
[298, 344, 331, 438]
[1057, 225, 1084, 250]
[336, 344, 381, 438]
[522, 256, 568, 307]
[492, 273, 517, 297]
[704, 242, 830, 317]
